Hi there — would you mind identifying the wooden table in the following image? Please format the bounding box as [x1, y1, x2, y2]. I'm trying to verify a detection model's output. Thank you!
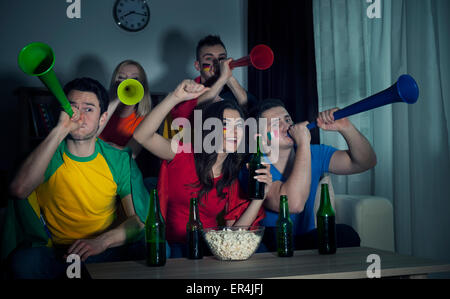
[86, 247, 450, 279]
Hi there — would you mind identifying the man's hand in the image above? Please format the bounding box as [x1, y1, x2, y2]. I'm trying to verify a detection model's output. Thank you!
[204, 58, 232, 81]
[316, 108, 352, 132]
[65, 238, 108, 262]
[218, 58, 233, 82]
[172, 79, 209, 102]
[288, 121, 311, 147]
[56, 107, 82, 135]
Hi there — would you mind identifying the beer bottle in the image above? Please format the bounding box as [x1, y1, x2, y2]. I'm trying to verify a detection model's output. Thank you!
[277, 195, 294, 257]
[145, 189, 166, 266]
[316, 183, 337, 254]
[248, 135, 265, 200]
[186, 197, 203, 259]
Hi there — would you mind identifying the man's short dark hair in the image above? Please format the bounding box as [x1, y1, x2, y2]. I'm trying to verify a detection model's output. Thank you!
[196, 35, 227, 61]
[63, 77, 109, 115]
[251, 98, 287, 119]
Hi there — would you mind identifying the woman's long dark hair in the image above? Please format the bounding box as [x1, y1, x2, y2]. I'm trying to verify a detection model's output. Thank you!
[192, 100, 246, 203]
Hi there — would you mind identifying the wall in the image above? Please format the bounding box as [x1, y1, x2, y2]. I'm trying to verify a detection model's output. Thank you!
[0, 0, 248, 172]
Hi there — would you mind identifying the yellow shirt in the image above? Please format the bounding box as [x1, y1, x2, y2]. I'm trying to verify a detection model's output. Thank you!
[35, 139, 132, 245]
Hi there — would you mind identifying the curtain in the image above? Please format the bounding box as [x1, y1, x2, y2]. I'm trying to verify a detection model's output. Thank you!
[313, 0, 450, 265]
[248, 0, 320, 144]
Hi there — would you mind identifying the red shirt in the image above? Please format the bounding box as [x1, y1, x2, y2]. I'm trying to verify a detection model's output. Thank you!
[99, 110, 143, 146]
[157, 145, 265, 244]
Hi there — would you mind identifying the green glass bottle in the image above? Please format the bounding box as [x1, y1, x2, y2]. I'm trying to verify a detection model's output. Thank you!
[277, 195, 294, 257]
[248, 135, 265, 200]
[145, 189, 166, 266]
[186, 198, 203, 259]
[316, 183, 337, 254]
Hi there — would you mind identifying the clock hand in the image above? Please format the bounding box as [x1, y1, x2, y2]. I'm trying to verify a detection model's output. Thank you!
[123, 11, 135, 18]
[134, 12, 148, 17]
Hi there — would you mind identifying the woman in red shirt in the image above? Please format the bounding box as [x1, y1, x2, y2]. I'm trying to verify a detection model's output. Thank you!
[134, 80, 272, 257]
[99, 60, 152, 158]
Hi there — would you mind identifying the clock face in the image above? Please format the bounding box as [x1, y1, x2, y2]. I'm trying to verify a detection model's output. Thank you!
[113, 0, 150, 32]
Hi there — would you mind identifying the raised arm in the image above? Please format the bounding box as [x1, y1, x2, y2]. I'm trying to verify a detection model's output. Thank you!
[10, 109, 82, 199]
[96, 97, 120, 137]
[226, 76, 248, 107]
[197, 59, 247, 107]
[264, 122, 312, 214]
[133, 80, 208, 161]
[319, 108, 377, 174]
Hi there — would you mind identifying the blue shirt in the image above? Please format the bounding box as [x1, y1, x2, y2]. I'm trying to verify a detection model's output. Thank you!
[239, 145, 337, 236]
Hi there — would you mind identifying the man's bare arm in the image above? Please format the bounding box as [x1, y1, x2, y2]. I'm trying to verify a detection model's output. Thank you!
[264, 122, 312, 214]
[10, 110, 81, 199]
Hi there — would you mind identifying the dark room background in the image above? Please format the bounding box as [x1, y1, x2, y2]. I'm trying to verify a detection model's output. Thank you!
[248, 0, 320, 144]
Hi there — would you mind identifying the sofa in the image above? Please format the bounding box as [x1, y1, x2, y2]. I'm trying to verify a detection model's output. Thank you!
[314, 176, 395, 252]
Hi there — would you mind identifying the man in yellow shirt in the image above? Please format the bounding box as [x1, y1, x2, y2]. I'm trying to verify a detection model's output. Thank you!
[7, 78, 152, 279]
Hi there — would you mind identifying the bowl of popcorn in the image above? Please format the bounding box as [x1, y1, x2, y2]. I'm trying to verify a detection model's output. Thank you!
[203, 226, 265, 261]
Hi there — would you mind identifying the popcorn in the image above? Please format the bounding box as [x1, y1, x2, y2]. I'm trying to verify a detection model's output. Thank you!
[204, 228, 263, 261]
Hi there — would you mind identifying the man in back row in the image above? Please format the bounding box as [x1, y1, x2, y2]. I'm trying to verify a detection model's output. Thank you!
[3, 78, 152, 279]
[170, 34, 256, 121]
